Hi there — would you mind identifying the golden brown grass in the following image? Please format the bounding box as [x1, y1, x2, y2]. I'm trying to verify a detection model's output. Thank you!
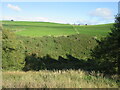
[2, 70, 118, 88]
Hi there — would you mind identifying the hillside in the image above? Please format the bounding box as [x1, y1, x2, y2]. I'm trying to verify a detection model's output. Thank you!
[2, 21, 75, 37]
[2, 21, 119, 88]
[2, 21, 113, 37]
[74, 23, 113, 37]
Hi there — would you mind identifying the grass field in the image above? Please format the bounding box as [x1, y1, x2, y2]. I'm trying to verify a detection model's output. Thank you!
[2, 70, 118, 88]
[74, 24, 113, 37]
[2, 21, 75, 36]
[2, 21, 113, 37]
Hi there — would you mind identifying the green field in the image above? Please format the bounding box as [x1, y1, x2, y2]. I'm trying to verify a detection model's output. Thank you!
[2, 21, 113, 37]
[2, 21, 75, 36]
[74, 24, 113, 37]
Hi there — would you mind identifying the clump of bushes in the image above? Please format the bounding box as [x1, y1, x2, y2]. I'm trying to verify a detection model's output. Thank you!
[2, 29, 25, 70]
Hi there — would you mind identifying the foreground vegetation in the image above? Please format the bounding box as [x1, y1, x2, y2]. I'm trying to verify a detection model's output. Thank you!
[2, 70, 118, 88]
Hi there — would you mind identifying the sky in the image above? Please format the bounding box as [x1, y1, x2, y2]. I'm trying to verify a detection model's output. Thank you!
[1, 2, 119, 25]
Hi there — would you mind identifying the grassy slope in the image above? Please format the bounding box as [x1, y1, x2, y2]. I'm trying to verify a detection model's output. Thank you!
[2, 70, 118, 88]
[2, 21, 113, 37]
[2, 21, 75, 36]
[74, 24, 113, 37]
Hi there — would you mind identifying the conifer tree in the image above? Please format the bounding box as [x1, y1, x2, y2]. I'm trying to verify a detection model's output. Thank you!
[91, 15, 120, 74]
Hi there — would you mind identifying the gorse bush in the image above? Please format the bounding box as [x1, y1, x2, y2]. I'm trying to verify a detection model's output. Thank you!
[91, 15, 120, 74]
[2, 29, 25, 70]
[19, 34, 96, 60]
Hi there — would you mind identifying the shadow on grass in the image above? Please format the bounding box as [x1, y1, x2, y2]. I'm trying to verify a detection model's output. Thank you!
[23, 54, 96, 72]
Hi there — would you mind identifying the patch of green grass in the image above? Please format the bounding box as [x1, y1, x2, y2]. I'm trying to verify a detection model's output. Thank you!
[15, 26, 75, 36]
[2, 70, 118, 88]
[2, 21, 76, 37]
[74, 24, 113, 37]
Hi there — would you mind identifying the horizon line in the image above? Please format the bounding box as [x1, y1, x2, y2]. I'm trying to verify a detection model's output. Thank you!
[1, 20, 114, 25]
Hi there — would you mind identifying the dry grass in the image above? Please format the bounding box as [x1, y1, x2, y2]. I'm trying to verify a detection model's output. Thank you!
[2, 70, 118, 88]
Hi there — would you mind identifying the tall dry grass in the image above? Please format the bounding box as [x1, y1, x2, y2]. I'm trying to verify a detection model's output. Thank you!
[2, 70, 118, 88]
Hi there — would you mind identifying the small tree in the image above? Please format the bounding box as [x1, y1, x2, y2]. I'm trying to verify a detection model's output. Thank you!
[91, 15, 120, 74]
